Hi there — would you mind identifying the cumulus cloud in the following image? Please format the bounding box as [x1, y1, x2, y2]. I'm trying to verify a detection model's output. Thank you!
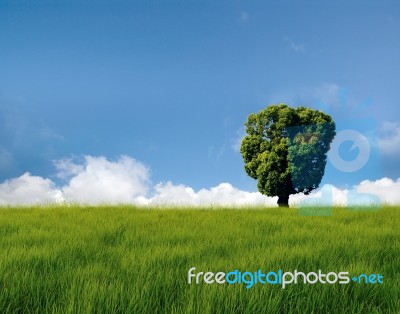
[290, 184, 348, 206]
[59, 155, 150, 204]
[0, 155, 151, 205]
[149, 181, 277, 206]
[357, 178, 400, 204]
[0, 154, 399, 206]
[0, 172, 63, 205]
[54, 157, 85, 179]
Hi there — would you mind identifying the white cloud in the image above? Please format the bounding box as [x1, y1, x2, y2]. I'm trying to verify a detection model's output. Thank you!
[54, 157, 85, 179]
[0, 154, 399, 206]
[291, 180, 397, 206]
[59, 155, 150, 204]
[357, 178, 400, 204]
[0, 155, 149, 205]
[290, 184, 348, 206]
[143, 177, 400, 206]
[0, 172, 63, 205]
[150, 181, 277, 206]
[378, 121, 400, 156]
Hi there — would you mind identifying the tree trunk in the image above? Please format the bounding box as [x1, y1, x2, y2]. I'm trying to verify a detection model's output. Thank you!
[277, 195, 289, 207]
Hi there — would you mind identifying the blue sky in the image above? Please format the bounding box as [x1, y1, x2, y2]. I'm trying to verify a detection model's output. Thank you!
[0, 0, 399, 203]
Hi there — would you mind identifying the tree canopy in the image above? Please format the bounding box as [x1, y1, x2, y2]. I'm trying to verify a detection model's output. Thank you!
[240, 104, 336, 207]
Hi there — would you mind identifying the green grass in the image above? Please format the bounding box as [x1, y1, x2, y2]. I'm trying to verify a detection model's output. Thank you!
[0, 205, 399, 313]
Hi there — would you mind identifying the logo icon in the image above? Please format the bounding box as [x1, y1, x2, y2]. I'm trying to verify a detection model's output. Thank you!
[328, 129, 371, 173]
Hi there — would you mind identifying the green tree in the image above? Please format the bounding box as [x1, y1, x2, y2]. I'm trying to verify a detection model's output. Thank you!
[240, 104, 336, 207]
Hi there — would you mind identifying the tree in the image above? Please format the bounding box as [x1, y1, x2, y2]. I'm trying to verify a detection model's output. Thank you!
[240, 104, 336, 207]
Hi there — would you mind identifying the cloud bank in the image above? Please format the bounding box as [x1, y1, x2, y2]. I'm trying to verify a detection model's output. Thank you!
[55, 156, 149, 204]
[0, 155, 399, 206]
[0, 173, 63, 204]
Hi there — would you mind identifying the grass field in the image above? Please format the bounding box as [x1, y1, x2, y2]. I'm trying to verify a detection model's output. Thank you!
[0, 205, 398, 313]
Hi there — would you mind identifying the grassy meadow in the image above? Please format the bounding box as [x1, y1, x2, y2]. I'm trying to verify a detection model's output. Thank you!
[0, 205, 399, 313]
